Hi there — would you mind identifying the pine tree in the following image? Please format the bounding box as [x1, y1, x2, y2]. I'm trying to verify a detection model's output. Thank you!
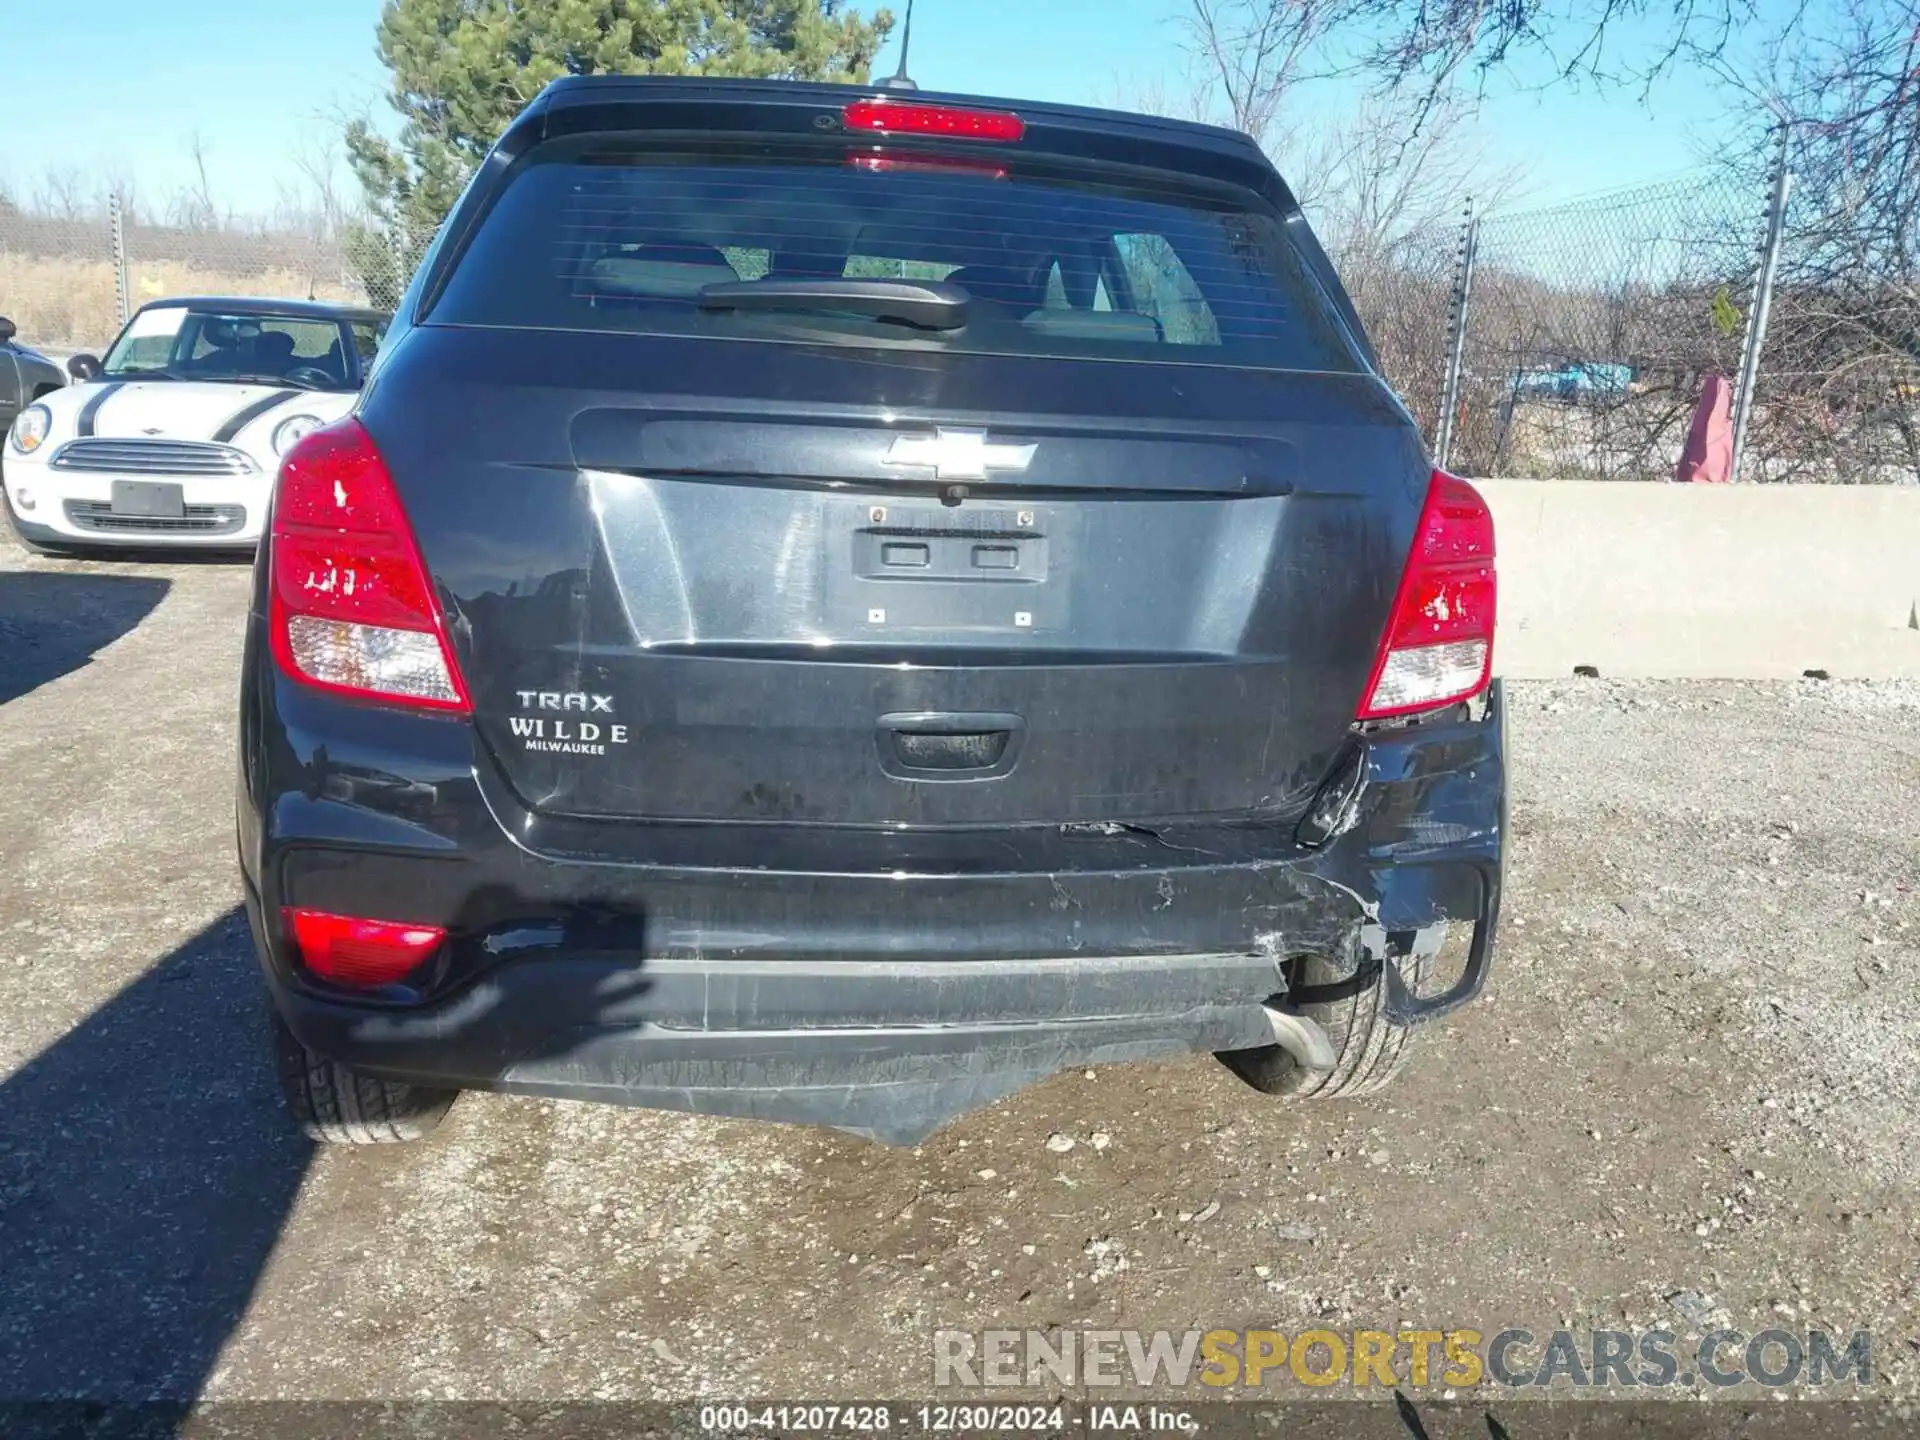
[347, 0, 894, 247]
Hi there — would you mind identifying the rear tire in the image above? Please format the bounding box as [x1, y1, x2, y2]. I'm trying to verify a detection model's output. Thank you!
[1218, 927, 1440, 1100]
[272, 1012, 458, 1144]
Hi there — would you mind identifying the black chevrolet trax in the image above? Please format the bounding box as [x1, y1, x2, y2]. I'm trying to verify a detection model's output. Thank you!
[238, 77, 1506, 1146]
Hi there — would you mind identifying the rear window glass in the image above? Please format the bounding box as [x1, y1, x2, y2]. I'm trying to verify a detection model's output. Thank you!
[430, 143, 1360, 372]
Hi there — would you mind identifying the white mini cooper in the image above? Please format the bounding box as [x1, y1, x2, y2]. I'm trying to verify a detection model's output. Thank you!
[3, 297, 387, 552]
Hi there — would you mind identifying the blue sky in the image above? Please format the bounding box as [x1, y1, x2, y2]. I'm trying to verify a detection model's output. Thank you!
[2, 0, 1755, 219]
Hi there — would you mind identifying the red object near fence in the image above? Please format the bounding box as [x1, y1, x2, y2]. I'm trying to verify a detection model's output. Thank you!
[1675, 373, 1733, 482]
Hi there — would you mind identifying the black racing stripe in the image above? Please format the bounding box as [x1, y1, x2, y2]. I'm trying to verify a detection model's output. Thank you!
[75, 383, 124, 437]
[211, 389, 302, 443]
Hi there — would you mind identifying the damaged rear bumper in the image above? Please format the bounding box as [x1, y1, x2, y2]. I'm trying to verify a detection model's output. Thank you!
[242, 681, 1505, 1143]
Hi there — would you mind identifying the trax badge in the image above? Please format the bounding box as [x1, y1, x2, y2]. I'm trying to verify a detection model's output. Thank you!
[509, 691, 627, 756]
[515, 690, 613, 712]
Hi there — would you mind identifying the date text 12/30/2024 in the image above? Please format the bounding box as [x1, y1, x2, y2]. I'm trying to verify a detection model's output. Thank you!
[698, 1404, 1198, 1432]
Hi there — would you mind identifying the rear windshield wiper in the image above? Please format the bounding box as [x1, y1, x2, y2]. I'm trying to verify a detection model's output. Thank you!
[699, 279, 970, 331]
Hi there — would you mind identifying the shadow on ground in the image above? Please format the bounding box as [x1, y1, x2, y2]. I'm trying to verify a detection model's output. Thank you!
[0, 908, 312, 1400]
[0, 569, 170, 706]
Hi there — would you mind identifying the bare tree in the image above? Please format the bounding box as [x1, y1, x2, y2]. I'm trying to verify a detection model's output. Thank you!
[1282, 95, 1523, 253]
[1102, 66, 1218, 128]
[291, 131, 349, 237]
[169, 132, 223, 231]
[101, 161, 143, 227]
[33, 166, 87, 221]
[1354, 0, 1758, 104]
[1179, 0, 1363, 148]
[1135, 0, 1914, 484]
[1133, 1, 1527, 231]
[1717, 0, 1920, 481]
[270, 129, 358, 298]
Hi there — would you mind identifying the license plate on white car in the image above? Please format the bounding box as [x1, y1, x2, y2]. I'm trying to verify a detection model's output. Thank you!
[110, 481, 186, 518]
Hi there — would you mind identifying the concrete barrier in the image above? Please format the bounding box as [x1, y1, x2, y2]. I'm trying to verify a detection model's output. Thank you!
[1476, 479, 1920, 680]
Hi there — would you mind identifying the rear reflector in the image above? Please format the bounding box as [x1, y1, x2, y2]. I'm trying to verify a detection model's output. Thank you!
[284, 907, 445, 989]
[842, 99, 1025, 142]
[268, 418, 471, 713]
[1357, 472, 1496, 720]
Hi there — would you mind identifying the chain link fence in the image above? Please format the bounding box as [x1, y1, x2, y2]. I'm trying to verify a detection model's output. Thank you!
[1338, 223, 1467, 447]
[1361, 169, 1764, 481]
[1469, 170, 1757, 481]
[0, 202, 421, 361]
[1366, 156, 1919, 484]
[1740, 186, 1920, 486]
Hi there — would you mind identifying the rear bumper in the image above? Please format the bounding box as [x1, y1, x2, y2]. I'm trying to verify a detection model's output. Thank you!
[244, 915, 1301, 1143]
[240, 653, 1506, 1142]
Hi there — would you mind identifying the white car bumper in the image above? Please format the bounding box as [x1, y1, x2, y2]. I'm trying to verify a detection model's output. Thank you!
[3, 455, 270, 548]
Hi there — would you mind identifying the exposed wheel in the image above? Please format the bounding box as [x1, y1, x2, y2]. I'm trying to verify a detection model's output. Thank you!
[272, 1011, 458, 1143]
[1217, 925, 1442, 1099]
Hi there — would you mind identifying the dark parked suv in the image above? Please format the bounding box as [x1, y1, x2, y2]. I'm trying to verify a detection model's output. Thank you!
[238, 77, 1505, 1146]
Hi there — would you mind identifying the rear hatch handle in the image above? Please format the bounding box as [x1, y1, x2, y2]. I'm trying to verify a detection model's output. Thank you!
[877, 711, 1025, 782]
[699, 278, 970, 330]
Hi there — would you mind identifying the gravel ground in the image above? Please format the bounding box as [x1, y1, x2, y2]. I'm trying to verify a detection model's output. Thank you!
[0, 531, 1915, 1426]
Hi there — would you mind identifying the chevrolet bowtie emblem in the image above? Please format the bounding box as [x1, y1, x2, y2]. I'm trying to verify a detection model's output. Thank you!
[882, 427, 1036, 481]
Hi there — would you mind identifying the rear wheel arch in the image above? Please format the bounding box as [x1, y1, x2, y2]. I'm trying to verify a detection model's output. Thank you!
[1217, 924, 1442, 1099]
[272, 1012, 459, 1144]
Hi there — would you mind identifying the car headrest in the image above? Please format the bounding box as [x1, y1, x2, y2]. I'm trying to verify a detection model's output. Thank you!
[585, 242, 740, 300]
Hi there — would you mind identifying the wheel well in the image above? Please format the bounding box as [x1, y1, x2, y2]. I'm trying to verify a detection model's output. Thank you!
[30, 384, 59, 401]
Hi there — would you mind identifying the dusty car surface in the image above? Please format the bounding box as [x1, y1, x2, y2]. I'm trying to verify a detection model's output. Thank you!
[237, 77, 1505, 1146]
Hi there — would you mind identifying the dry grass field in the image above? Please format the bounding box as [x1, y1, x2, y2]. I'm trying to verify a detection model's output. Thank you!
[0, 253, 365, 352]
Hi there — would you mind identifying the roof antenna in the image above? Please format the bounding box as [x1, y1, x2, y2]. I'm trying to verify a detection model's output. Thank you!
[881, 0, 918, 91]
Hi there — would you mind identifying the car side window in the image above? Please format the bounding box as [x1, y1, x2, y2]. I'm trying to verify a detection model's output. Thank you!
[842, 255, 959, 282]
[1111, 233, 1221, 345]
[721, 247, 771, 280]
[1038, 257, 1118, 314]
[261, 320, 333, 360]
[115, 334, 178, 370]
[349, 324, 384, 366]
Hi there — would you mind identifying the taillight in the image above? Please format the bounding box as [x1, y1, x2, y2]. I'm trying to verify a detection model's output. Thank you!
[268, 418, 470, 713]
[1356, 471, 1496, 720]
[842, 99, 1026, 142]
[284, 907, 445, 989]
